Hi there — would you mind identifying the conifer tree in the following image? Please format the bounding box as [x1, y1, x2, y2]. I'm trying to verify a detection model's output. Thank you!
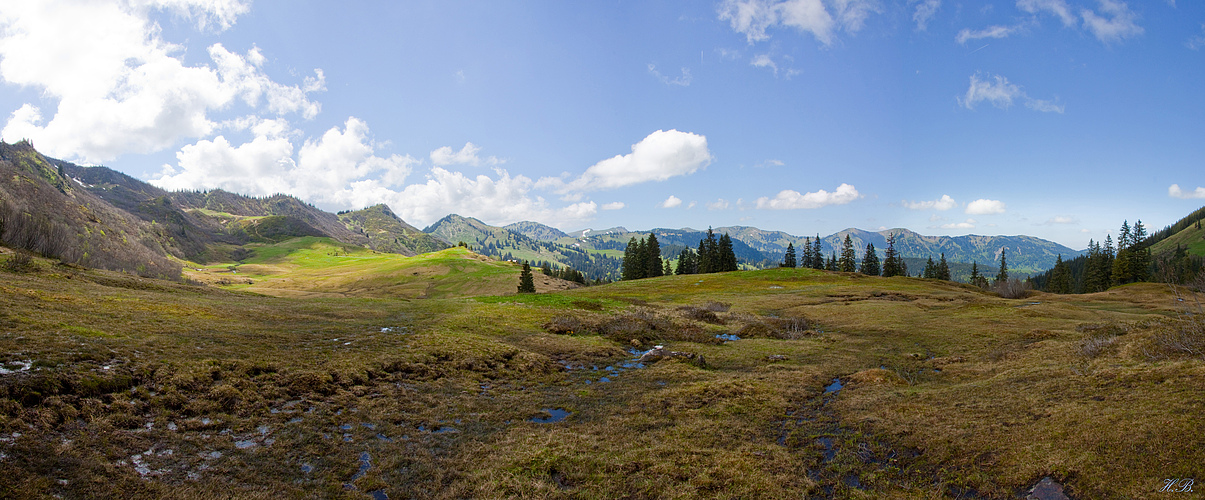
[698, 227, 720, 274]
[860, 243, 880, 276]
[937, 253, 951, 281]
[969, 261, 989, 288]
[517, 261, 536, 293]
[812, 235, 824, 270]
[782, 242, 797, 268]
[826, 252, 838, 271]
[676, 248, 697, 275]
[646, 233, 663, 278]
[718, 233, 738, 271]
[882, 232, 901, 277]
[801, 238, 813, 269]
[622, 237, 639, 280]
[996, 249, 1009, 283]
[663, 260, 673, 276]
[541, 262, 553, 276]
[1049, 254, 1071, 294]
[922, 257, 937, 279]
[838, 235, 857, 272]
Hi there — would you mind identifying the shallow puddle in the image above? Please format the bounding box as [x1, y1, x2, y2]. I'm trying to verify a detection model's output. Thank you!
[823, 378, 843, 394]
[716, 333, 740, 342]
[530, 408, 571, 424]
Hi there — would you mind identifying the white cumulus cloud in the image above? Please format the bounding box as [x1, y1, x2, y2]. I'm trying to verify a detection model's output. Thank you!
[965, 198, 1007, 215]
[538, 129, 711, 195]
[755, 183, 860, 209]
[0, 1, 322, 163]
[904, 194, 956, 211]
[660, 195, 683, 208]
[1169, 184, 1205, 199]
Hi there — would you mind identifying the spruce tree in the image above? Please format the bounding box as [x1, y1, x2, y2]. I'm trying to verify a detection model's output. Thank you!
[937, 253, 951, 281]
[826, 252, 838, 271]
[860, 243, 880, 276]
[663, 260, 673, 276]
[622, 237, 639, 280]
[995, 249, 1008, 283]
[923, 257, 936, 279]
[517, 261, 536, 293]
[838, 235, 857, 272]
[969, 261, 988, 288]
[646, 233, 663, 277]
[812, 235, 824, 270]
[1130, 220, 1151, 282]
[782, 242, 797, 268]
[676, 248, 695, 275]
[718, 233, 738, 271]
[801, 238, 813, 269]
[1049, 254, 1071, 294]
[882, 233, 900, 277]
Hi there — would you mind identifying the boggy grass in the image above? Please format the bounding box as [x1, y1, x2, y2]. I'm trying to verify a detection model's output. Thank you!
[2, 260, 1204, 498]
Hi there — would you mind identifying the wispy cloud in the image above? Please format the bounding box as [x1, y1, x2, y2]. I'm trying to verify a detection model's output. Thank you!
[959, 73, 1063, 113]
[938, 218, 976, 229]
[1017, 0, 1076, 27]
[956, 24, 1022, 44]
[910, 0, 941, 31]
[717, 0, 880, 46]
[1042, 215, 1079, 225]
[647, 64, 692, 86]
[965, 198, 1007, 215]
[1188, 24, 1205, 50]
[601, 202, 625, 210]
[904, 194, 956, 210]
[1169, 184, 1205, 199]
[1080, 0, 1143, 44]
[755, 183, 860, 209]
[430, 142, 501, 167]
[707, 198, 731, 210]
[751, 54, 778, 75]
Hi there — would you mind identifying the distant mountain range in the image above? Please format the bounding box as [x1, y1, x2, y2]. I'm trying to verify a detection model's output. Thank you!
[1, 141, 1086, 281]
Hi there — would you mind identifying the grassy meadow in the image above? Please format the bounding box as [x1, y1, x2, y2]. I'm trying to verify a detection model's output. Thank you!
[1, 245, 1203, 499]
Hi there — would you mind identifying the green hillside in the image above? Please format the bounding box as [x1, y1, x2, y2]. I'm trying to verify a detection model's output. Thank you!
[338, 204, 450, 256]
[186, 237, 578, 299]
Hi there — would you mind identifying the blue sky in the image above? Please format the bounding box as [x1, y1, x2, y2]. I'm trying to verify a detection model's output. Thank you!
[1, 0, 1203, 249]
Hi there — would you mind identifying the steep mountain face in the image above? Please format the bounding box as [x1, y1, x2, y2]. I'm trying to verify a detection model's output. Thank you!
[425, 215, 622, 280]
[338, 204, 449, 256]
[169, 190, 367, 247]
[503, 221, 568, 242]
[0, 141, 181, 278]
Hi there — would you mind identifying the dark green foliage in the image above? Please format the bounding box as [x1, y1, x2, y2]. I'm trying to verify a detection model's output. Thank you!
[811, 235, 823, 270]
[675, 248, 698, 275]
[838, 235, 857, 272]
[922, 257, 937, 279]
[541, 262, 553, 276]
[782, 242, 797, 268]
[996, 249, 1009, 283]
[646, 233, 664, 277]
[937, 253, 951, 281]
[517, 262, 536, 293]
[969, 262, 989, 288]
[800, 237, 814, 269]
[717, 233, 738, 272]
[826, 252, 838, 272]
[698, 228, 719, 273]
[1048, 254, 1072, 294]
[882, 232, 905, 278]
[860, 243, 880, 276]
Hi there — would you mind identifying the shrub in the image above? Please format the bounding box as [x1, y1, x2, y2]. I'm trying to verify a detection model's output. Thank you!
[543, 315, 585, 335]
[2, 250, 33, 273]
[992, 278, 1031, 299]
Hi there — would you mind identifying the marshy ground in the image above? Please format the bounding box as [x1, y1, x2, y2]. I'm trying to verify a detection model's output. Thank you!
[1, 252, 1202, 499]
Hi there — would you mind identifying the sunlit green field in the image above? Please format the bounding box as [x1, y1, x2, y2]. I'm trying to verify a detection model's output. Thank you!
[1, 246, 1202, 499]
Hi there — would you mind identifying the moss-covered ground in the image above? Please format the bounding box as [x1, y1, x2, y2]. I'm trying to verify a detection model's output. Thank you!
[1, 250, 1202, 499]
